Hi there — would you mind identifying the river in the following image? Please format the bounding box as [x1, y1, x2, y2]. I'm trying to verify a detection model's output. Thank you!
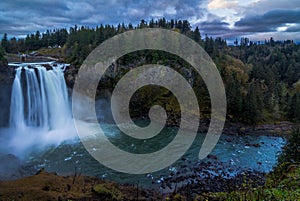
[0, 62, 285, 190]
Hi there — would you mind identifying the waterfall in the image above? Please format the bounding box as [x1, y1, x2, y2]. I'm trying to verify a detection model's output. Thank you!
[9, 68, 25, 129]
[9, 63, 71, 131]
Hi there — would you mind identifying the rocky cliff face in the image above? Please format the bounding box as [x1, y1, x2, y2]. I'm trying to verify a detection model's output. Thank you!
[64, 64, 78, 89]
[0, 60, 14, 127]
[63, 61, 202, 128]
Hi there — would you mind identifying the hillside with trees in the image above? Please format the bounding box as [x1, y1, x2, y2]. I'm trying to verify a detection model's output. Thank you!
[1, 18, 300, 126]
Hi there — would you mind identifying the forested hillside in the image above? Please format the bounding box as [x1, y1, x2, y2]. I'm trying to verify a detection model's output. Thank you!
[1, 18, 300, 125]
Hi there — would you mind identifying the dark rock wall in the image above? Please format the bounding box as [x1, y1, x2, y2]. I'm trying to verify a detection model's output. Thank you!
[0, 61, 14, 127]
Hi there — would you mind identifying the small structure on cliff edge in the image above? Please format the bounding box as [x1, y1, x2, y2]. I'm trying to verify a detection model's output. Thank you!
[20, 54, 27, 62]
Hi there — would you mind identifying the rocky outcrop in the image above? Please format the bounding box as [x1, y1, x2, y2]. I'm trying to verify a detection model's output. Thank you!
[0, 60, 14, 127]
[197, 119, 297, 137]
[64, 63, 120, 94]
[64, 64, 78, 88]
[0, 154, 35, 180]
[222, 121, 296, 136]
[0, 59, 13, 84]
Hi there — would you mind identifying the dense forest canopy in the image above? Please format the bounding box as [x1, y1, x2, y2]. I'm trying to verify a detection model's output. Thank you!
[1, 18, 300, 125]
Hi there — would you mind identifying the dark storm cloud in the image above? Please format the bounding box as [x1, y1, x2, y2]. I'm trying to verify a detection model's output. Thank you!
[235, 9, 300, 33]
[0, 0, 206, 37]
[198, 21, 231, 36]
[0, 0, 299, 41]
[192, 13, 232, 38]
[0, 0, 71, 36]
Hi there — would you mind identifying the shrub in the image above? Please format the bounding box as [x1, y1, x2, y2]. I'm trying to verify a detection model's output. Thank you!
[278, 128, 300, 164]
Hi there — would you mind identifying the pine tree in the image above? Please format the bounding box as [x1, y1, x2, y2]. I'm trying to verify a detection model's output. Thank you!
[227, 72, 243, 120]
[193, 26, 201, 44]
[1, 33, 9, 52]
[287, 93, 300, 122]
[243, 80, 264, 127]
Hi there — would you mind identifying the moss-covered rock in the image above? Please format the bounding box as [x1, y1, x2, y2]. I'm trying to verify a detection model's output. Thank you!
[92, 183, 124, 201]
[0, 170, 163, 200]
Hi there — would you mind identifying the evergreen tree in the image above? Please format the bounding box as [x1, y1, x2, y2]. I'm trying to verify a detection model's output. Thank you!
[243, 80, 264, 127]
[193, 26, 202, 44]
[227, 72, 243, 119]
[278, 128, 300, 163]
[1, 33, 9, 52]
[287, 93, 300, 122]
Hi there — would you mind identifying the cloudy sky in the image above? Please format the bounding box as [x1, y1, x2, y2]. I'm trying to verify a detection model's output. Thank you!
[0, 0, 300, 42]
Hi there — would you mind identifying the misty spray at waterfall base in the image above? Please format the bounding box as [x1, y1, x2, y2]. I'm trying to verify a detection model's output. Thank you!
[0, 63, 78, 158]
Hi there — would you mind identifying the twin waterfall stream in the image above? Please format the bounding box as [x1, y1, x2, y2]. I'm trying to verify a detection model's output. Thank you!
[10, 63, 71, 131]
[4, 62, 76, 157]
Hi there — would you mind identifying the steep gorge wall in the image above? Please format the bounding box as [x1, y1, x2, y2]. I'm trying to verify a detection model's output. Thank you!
[0, 60, 14, 127]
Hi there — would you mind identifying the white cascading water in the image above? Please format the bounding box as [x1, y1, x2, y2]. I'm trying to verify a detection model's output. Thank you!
[9, 67, 25, 130]
[6, 62, 77, 157]
[10, 63, 70, 130]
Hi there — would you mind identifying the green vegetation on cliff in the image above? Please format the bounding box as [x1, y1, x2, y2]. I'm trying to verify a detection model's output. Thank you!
[0, 45, 6, 63]
[1, 18, 300, 126]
